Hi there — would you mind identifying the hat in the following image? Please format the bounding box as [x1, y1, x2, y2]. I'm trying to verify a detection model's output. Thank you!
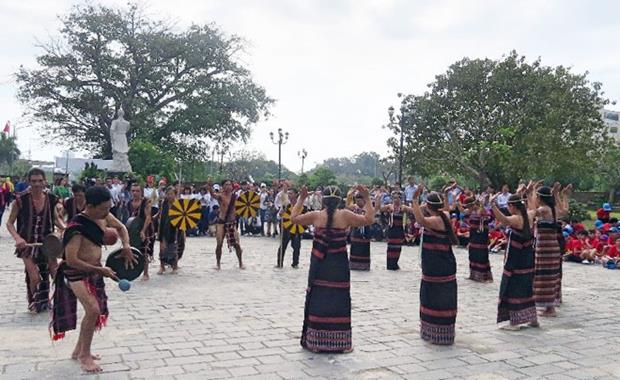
[562, 231, 569, 238]
[601, 234, 609, 241]
[260, 183, 266, 188]
[603, 203, 612, 211]
[563, 225, 573, 234]
[603, 223, 611, 232]
[213, 184, 221, 191]
[612, 227, 619, 233]
[595, 220, 604, 228]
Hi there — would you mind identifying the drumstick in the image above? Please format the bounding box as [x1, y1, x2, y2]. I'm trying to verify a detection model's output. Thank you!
[25, 243, 43, 247]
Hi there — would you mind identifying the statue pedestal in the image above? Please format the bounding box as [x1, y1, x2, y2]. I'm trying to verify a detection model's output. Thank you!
[111, 153, 132, 173]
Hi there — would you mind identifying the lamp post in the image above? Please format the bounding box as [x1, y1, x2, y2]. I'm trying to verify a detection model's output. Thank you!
[298, 149, 308, 175]
[270, 128, 289, 181]
[388, 104, 405, 185]
[215, 143, 229, 175]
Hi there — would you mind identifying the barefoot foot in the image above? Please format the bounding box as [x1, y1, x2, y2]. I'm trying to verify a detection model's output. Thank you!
[72, 353, 100, 360]
[79, 357, 102, 373]
[141, 274, 150, 281]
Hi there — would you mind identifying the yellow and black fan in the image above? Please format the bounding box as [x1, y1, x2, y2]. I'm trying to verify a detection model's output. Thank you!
[235, 191, 261, 218]
[281, 208, 306, 235]
[169, 199, 201, 231]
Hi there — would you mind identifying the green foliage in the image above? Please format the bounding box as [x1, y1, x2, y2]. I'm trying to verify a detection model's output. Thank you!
[79, 162, 105, 181]
[128, 139, 174, 179]
[297, 173, 309, 187]
[0, 134, 20, 170]
[222, 150, 295, 182]
[566, 199, 590, 223]
[311, 151, 396, 186]
[390, 51, 610, 188]
[308, 167, 337, 189]
[371, 177, 384, 186]
[16, 2, 273, 160]
[427, 175, 451, 192]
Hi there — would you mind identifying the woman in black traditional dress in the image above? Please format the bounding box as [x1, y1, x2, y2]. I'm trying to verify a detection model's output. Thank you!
[381, 191, 414, 270]
[459, 196, 493, 282]
[490, 193, 539, 330]
[410, 186, 459, 345]
[291, 185, 376, 353]
[348, 192, 380, 271]
[527, 183, 569, 317]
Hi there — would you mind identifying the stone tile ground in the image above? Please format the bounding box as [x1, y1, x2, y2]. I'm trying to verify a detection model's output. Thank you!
[1, 216, 620, 379]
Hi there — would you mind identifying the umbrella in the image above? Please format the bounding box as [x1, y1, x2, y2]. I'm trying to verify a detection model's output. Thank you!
[169, 198, 201, 231]
[235, 191, 261, 218]
[281, 208, 306, 235]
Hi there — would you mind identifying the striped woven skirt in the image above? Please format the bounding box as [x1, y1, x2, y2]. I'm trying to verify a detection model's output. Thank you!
[349, 234, 370, 271]
[533, 223, 562, 308]
[468, 228, 493, 282]
[420, 228, 457, 345]
[498, 229, 537, 325]
[301, 228, 352, 352]
[387, 214, 404, 270]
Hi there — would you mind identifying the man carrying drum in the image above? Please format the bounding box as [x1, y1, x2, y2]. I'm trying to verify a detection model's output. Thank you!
[6, 168, 66, 313]
[50, 186, 136, 373]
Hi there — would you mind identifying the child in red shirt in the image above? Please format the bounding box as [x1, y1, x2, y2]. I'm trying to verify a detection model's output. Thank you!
[601, 238, 620, 268]
[489, 225, 506, 253]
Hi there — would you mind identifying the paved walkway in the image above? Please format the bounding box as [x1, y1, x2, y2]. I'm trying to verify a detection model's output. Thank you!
[1, 220, 620, 379]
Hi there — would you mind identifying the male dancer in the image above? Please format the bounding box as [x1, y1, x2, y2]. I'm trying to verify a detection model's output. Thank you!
[125, 183, 153, 280]
[6, 168, 65, 313]
[51, 186, 135, 373]
[207, 180, 244, 270]
[276, 184, 305, 268]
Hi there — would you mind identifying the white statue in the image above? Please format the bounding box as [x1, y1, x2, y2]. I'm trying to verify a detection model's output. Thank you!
[110, 108, 132, 172]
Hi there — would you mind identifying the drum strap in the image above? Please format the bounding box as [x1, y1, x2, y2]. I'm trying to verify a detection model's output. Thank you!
[224, 194, 237, 223]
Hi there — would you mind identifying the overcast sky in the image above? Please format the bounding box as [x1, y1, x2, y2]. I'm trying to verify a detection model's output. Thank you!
[1, 0, 619, 173]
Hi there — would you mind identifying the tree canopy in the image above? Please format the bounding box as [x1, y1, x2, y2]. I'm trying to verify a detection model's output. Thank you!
[388, 51, 610, 188]
[16, 3, 273, 159]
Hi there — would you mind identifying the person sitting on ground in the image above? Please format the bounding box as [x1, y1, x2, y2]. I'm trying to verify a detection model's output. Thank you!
[567, 230, 595, 263]
[601, 237, 620, 269]
[456, 215, 470, 247]
[489, 224, 507, 253]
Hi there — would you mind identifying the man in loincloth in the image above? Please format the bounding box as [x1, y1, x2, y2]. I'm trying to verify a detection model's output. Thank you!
[50, 186, 136, 373]
[6, 168, 65, 313]
[207, 180, 244, 270]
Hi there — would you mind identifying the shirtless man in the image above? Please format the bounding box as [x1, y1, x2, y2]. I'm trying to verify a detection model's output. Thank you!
[50, 186, 136, 373]
[207, 180, 244, 270]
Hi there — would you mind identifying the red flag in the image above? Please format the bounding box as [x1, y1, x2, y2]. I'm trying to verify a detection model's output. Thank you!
[2, 121, 9, 134]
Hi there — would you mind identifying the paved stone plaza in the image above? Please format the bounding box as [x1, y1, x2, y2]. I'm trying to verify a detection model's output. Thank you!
[1, 221, 620, 380]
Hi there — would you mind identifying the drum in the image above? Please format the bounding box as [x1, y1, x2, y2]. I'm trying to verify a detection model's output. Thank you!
[41, 233, 63, 259]
[126, 216, 145, 249]
[105, 247, 145, 281]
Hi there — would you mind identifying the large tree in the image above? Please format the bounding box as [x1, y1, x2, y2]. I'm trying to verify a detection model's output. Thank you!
[16, 3, 273, 159]
[388, 51, 610, 188]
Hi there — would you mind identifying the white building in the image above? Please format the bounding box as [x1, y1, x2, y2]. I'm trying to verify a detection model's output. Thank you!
[602, 108, 620, 143]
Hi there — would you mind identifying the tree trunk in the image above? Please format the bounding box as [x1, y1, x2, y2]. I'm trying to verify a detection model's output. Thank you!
[609, 187, 616, 205]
